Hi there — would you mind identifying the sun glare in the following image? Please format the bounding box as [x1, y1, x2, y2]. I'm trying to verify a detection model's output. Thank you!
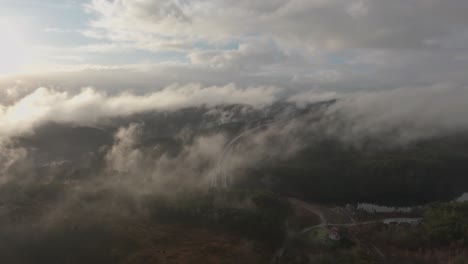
[0, 20, 31, 75]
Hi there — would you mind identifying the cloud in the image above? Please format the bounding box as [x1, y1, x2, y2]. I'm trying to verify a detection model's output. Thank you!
[105, 123, 144, 174]
[7, 1, 466, 110]
[3, 78, 468, 148]
[0, 141, 27, 184]
[86, 0, 468, 51]
[21, 0, 467, 99]
[103, 122, 227, 192]
[188, 39, 303, 70]
[0, 84, 281, 139]
[73, 0, 468, 92]
[324, 83, 468, 144]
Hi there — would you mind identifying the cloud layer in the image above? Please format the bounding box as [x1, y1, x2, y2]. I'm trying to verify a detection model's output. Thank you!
[13, 0, 463, 100]
[0, 84, 279, 138]
[324, 84, 468, 144]
[2, 81, 468, 147]
[86, 0, 468, 51]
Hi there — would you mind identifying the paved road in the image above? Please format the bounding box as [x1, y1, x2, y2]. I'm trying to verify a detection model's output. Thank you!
[289, 198, 421, 233]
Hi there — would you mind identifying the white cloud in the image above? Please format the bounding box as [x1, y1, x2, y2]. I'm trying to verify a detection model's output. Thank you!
[104, 122, 228, 191]
[58, 0, 467, 94]
[86, 0, 468, 51]
[0, 84, 281, 139]
[325, 83, 468, 143]
[188, 39, 301, 70]
[12, 0, 465, 97]
[4, 77, 468, 148]
[106, 123, 144, 173]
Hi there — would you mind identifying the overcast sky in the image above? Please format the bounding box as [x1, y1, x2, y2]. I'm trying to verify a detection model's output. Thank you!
[0, 0, 466, 92]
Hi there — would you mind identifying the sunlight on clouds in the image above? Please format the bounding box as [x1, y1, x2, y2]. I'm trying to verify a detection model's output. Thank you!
[0, 19, 38, 75]
[0, 85, 280, 138]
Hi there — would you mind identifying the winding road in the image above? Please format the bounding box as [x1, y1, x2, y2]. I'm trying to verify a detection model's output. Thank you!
[212, 122, 276, 188]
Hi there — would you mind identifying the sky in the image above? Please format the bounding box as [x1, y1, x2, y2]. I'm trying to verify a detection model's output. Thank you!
[1, 0, 468, 139]
[0, 0, 466, 83]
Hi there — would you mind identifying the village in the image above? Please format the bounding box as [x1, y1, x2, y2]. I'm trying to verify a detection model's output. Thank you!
[270, 198, 435, 263]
